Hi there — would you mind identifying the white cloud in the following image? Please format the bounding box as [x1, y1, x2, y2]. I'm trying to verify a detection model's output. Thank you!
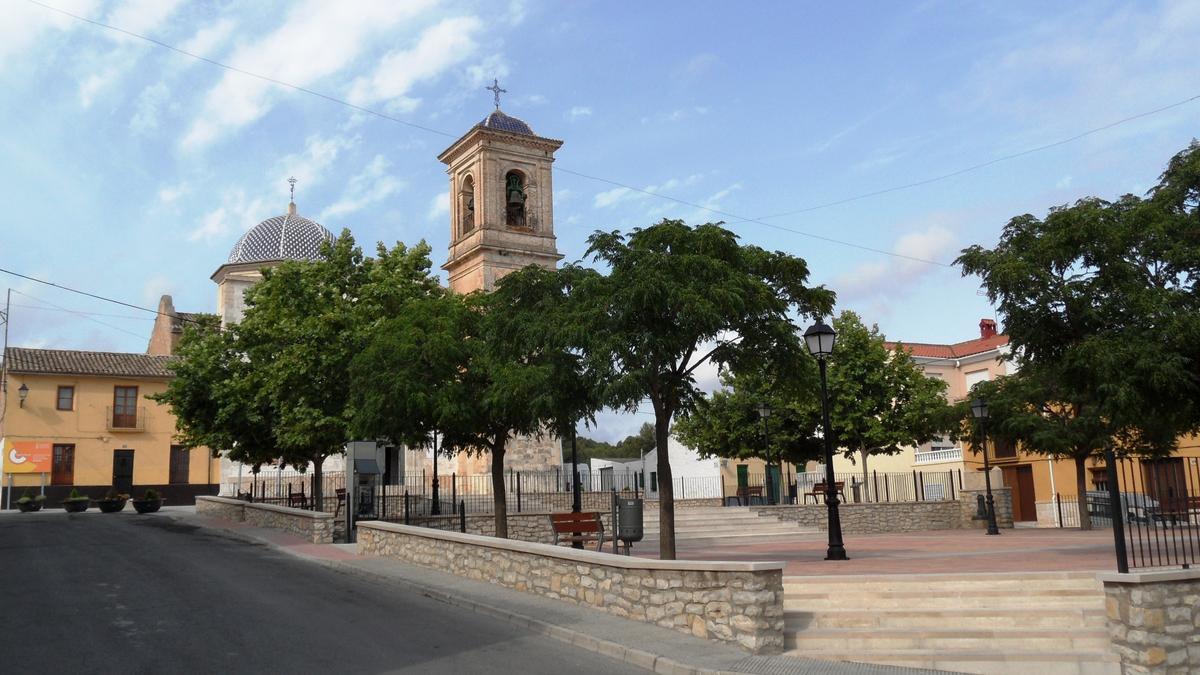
[593, 174, 705, 209]
[0, 0, 100, 63]
[321, 155, 404, 220]
[833, 222, 957, 301]
[428, 192, 449, 220]
[182, 0, 437, 149]
[77, 0, 184, 107]
[106, 0, 183, 39]
[1056, 175, 1074, 189]
[142, 275, 174, 305]
[347, 15, 483, 110]
[179, 17, 237, 57]
[158, 182, 189, 204]
[640, 106, 710, 125]
[189, 190, 269, 242]
[274, 134, 358, 193]
[129, 82, 171, 134]
[568, 106, 592, 119]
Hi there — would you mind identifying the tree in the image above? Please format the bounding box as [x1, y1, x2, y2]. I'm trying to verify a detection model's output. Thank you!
[831, 311, 953, 492]
[957, 141, 1200, 529]
[578, 219, 834, 559]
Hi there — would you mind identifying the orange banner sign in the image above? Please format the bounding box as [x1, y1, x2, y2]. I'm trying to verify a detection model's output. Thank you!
[3, 440, 53, 474]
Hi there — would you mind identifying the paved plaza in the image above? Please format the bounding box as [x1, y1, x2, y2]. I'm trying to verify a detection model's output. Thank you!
[635, 527, 1120, 576]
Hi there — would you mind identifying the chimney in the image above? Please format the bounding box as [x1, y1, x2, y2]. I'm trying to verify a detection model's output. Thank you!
[979, 318, 997, 339]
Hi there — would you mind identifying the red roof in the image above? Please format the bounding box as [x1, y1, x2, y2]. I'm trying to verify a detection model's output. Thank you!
[885, 334, 1009, 359]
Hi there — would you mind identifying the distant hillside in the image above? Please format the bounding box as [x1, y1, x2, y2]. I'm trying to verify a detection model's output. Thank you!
[562, 423, 655, 465]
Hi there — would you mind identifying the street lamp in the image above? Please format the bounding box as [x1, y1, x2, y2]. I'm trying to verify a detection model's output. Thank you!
[756, 402, 774, 505]
[970, 397, 1001, 536]
[804, 320, 848, 561]
[430, 431, 441, 516]
[18, 383, 29, 408]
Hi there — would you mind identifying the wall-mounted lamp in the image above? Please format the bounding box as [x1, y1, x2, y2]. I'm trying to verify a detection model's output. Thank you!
[17, 383, 29, 408]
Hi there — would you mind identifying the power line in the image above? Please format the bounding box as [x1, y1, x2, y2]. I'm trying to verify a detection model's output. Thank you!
[26, 0, 1200, 268]
[12, 289, 148, 340]
[11, 302, 155, 321]
[0, 266, 201, 324]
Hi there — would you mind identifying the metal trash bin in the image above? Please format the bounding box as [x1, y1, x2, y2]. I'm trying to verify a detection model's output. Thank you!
[617, 498, 643, 554]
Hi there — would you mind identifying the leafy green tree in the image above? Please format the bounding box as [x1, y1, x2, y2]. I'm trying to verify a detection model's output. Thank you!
[957, 141, 1200, 529]
[578, 219, 834, 559]
[831, 311, 953, 492]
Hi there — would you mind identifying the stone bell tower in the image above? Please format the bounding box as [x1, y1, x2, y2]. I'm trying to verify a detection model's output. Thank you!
[437, 83, 564, 474]
[439, 85, 564, 293]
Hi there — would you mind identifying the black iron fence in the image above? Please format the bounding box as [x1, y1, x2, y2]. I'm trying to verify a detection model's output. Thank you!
[737, 469, 963, 505]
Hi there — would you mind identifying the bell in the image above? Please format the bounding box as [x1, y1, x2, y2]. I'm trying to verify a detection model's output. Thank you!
[508, 190, 524, 205]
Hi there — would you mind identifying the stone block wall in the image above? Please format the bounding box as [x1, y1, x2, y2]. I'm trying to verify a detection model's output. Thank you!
[959, 487, 1014, 529]
[752, 489, 1013, 534]
[196, 496, 333, 544]
[404, 511, 613, 546]
[357, 521, 785, 653]
[1100, 569, 1200, 673]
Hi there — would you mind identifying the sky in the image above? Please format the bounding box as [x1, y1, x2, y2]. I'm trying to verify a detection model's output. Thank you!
[1, 0, 1198, 442]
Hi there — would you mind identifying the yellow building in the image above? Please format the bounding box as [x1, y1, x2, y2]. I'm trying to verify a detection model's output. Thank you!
[1, 347, 218, 507]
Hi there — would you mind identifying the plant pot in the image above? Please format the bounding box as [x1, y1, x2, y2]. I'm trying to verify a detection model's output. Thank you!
[17, 500, 43, 513]
[132, 498, 164, 514]
[98, 498, 128, 513]
[61, 499, 89, 513]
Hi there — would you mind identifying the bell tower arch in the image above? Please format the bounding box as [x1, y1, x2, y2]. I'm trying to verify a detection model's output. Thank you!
[439, 104, 563, 293]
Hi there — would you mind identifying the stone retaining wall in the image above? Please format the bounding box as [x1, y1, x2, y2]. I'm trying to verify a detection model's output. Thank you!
[1099, 569, 1200, 673]
[752, 488, 1013, 534]
[357, 521, 785, 653]
[196, 496, 334, 544]
[404, 511, 613, 546]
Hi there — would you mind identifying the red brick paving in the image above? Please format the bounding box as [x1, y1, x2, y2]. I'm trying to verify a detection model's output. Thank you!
[635, 528, 1122, 575]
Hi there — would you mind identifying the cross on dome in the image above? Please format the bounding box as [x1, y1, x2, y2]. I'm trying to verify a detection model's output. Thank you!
[486, 78, 507, 109]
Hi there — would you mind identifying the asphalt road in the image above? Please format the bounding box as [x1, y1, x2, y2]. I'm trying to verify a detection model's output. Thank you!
[0, 512, 646, 674]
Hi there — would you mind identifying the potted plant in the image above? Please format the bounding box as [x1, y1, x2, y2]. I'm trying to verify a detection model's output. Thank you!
[132, 488, 164, 514]
[97, 489, 129, 513]
[61, 488, 90, 513]
[16, 489, 46, 513]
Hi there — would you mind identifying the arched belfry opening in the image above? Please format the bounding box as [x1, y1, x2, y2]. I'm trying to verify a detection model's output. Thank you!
[505, 170, 527, 229]
[460, 175, 476, 235]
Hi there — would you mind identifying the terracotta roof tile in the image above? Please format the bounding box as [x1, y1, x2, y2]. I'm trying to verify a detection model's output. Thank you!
[4, 347, 176, 378]
[886, 334, 1009, 360]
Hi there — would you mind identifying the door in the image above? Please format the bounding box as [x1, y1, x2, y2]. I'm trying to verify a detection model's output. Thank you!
[112, 450, 135, 494]
[112, 386, 139, 428]
[1142, 458, 1188, 514]
[767, 465, 782, 504]
[736, 464, 749, 488]
[52, 444, 75, 485]
[1002, 465, 1037, 521]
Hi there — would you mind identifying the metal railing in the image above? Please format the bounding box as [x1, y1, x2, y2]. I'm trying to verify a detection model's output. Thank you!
[914, 447, 964, 465]
[106, 406, 145, 431]
[1110, 457, 1200, 570]
[733, 469, 962, 505]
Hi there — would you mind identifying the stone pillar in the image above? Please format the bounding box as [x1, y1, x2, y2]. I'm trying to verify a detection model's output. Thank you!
[1099, 569, 1200, 673]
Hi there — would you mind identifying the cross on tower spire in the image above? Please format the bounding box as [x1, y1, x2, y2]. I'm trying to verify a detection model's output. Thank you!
[288, 176, 297, 202]
[485, 78, 507, 109]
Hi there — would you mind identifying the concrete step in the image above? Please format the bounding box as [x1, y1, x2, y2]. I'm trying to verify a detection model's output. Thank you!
[784, 588, 1104, 611]
[785, 607, 1108, 630]
[785, 627, 1111, 652]
[783, 578, 1102, 594]
[784, 649, 1121, 675]
[645, 524, 811, 535]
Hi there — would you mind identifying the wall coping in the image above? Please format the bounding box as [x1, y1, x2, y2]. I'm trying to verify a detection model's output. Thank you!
[1097, 568, 1200, 584]
[197, 495, 332, 520]
[358, 520, 784, 572]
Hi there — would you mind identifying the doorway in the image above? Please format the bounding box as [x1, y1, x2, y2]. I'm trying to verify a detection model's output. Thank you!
[112, 450, 135, 494]
[1001, 464, 1037, 522]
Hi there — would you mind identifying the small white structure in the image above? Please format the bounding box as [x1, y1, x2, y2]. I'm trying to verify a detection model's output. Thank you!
[590, 437, 722, 499]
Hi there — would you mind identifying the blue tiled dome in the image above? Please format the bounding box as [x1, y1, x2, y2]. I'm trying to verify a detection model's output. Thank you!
[479, 109, 534, 135]
[227, 207, 334, 264]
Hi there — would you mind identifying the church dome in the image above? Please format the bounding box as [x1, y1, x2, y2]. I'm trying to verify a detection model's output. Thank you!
[226, 204, 334, 264]
[479, 109, 534, 135]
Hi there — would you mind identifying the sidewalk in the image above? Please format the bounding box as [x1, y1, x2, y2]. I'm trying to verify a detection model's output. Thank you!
[176, 511, 948, 675]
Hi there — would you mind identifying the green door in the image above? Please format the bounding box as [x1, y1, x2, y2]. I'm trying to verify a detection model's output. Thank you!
[736, 464, 749, 488]
[768, 465, 782, 504]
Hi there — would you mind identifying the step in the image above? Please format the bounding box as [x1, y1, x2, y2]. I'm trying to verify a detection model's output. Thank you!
[784, 590, 1104, 611]
[783, 578, 1102, 594]
[785, 627, 1111, 652]
[785, 607, 1108, 630]
[645, 525, 812, 536]
[783, 649, 1121, 675]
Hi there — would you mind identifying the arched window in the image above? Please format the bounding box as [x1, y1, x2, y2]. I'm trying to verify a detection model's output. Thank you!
[505, 170, 526, 229]
[460, 175, 476, 235]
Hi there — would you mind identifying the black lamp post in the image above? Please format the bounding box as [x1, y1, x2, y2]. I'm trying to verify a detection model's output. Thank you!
[430, 431, 441, 516]
[970, 398, 1001, 535]
[18, 383, 29, 408]
[571, 428, 582, 513]
[804, 320, 848, 561]
[756, 402, 774, 505]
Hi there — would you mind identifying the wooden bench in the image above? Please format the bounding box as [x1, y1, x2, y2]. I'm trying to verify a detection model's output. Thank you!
[1150, 496, 1200, 525]
[288, 484, 309, 509]
[731, 485, 763, 506]
[805, 481, 845, 504]
[334, 488, 347, 518]
[549, 511, 606, 551]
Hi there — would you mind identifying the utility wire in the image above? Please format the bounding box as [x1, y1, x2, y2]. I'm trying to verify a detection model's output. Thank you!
[0, 266, 202, 325]
[12, 289, 149, 340]
[29, 0, 1199, 268]
[11, 302, 155, 321]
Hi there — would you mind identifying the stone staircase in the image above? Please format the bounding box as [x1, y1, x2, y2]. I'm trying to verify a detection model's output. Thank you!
[782, 571, 1119, 674]
[641, 506, 818, 542]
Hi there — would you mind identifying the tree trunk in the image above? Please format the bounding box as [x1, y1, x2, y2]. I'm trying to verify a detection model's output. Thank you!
[312, 454, 324, 512]
[491, 440, 509, 539]
[1074, 454, 1091, 531]
[860, 448, 870, 502]
[655, 407, 676, 560]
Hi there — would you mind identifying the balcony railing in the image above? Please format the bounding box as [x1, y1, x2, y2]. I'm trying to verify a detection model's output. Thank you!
[106, 406, 145, 431]
[914, 447, 963, 465]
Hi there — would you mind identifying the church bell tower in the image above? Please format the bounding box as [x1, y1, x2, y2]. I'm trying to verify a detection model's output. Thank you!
[439, 81, 564, 293]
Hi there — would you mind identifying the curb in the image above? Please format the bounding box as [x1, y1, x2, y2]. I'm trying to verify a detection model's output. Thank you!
[184, 515, 744, 675]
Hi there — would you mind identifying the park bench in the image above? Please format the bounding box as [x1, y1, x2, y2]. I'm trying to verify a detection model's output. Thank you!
[334, 488, 347, 518]
[805, 481, 845, 504]
[731, 485, 764, 506]
[549, 511, 606, 551]
[287, 484, 309, 509]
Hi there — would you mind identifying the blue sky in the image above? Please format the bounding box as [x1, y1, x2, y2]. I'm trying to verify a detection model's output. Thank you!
[2, 0, 1198, 441]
